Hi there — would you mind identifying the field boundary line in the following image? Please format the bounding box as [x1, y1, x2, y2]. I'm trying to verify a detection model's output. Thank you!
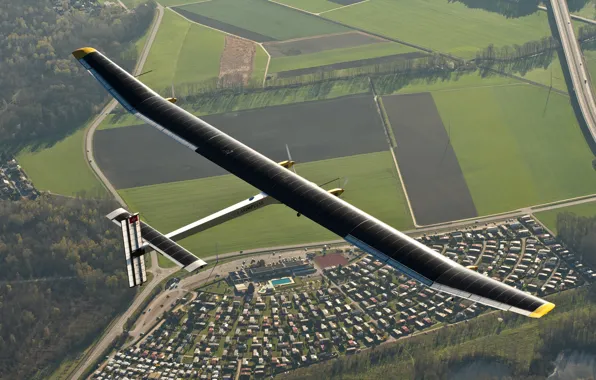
[260, 43, 272, 87]
[169, 7, 259, 44]
[165, 0, 213, 8]
[268, 0, 318, 15]
[369, 78, 418, 227]
[317, 0, 370, 15]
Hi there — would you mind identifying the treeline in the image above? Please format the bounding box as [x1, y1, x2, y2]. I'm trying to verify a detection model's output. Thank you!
[0, 196, 135, 379]
[556, 212, 596, 268]
[447, 0, 540, 19]
[0, 0, 155, 154]
[280, 287, 596, 380]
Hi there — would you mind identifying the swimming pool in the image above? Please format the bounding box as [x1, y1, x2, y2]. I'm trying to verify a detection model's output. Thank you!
[269, 277, 294, 287]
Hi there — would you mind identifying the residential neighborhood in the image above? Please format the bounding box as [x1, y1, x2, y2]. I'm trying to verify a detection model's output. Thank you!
[92, 216, 595, 379]
[0, 159, 38, 201]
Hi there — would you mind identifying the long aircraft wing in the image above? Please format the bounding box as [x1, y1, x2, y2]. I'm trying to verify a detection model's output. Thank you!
[73, 47, 555, 318]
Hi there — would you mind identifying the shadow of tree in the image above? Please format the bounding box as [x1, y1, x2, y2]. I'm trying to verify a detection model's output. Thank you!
[447, 0, 540, 19]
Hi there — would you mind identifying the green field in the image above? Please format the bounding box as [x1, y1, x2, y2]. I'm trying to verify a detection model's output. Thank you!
[271, 0, 339, 13]
[431, 84, 596, 215]
[572, 0, 596, 19]
[252, 44, 269, 84]
[536, 202, 596, 233]
[120, 151, 412, 257]
[140, 9, 225, 94]
[17, 128, 106, 197]
[324, 0, 552, 58]
[374, 70, 518, 95]
[177, 0, 348, 40]
[268, 42, 417, 73]
[98, 77, 371, 129]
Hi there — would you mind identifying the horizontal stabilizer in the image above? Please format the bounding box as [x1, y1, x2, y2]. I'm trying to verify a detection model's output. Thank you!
[107, 208, 207, 273]
[120, 213, 147, 287]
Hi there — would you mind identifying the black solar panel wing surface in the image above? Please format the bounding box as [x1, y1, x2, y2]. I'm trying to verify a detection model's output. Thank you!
[108, 208, 205, 269]
[75, 48, 554, 318]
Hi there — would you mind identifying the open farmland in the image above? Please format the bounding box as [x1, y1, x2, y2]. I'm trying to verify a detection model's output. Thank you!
[269, 42, 421, 75]
[17, 128, 106, 197]
[120, 151, 412, 257]
[139, 9, 225, 94]
[263, 32, 386, 57]
[383, 92, 477, 225]
[431, 84, 596, 215]
[173, 0, 348, 41]
[94, 94, 386, 188]
[324, 0, 552, 58]
[98, 77, 372, 130]
[536, 202, 596, 233]
[270, 0, 340, 13]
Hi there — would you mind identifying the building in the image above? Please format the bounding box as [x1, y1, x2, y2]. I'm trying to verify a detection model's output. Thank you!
[247, 260, 315, 281]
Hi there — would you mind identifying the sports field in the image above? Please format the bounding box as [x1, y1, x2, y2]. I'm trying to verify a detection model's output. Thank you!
[431, 84, 596, 215]
[536, 202, 596, 234]
[17, 128, 106, 197]
[174, 0, 348, 41]
[268, 42, 417, 73]
[324, 0, 552, 58]
[120, 151, 412, 257]
[140, 9, 225, 94]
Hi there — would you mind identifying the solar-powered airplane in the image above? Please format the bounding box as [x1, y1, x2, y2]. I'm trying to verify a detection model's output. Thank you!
[73, 47, 555, 318]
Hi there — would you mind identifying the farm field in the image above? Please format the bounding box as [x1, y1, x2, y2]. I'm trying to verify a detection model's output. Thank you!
[536, 202, 596, 233]
[139, 9, 225, 94]
[431, 84, 596, 215]
[98, 77, 371, 130]
[120, 151, 413, 257]
[571, 0, 596, 19]
[94, 94, 386, 188]
[263, 32, 385, 58]
[383, 93, 477, 225]
[174, 0, 348, 41]
[17, 128, 106, 197]
[251, 44, 269, 83]
[271, 0, 339, 13]
[324, 0, 552, 58]
[374, 70, 519, 96]
[268, 42, 418, 73]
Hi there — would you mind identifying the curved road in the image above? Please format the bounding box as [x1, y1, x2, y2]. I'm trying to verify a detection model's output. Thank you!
[83, 4, 164, 208]
[71, 5, 165, 379]
[549, 0, 596, 144]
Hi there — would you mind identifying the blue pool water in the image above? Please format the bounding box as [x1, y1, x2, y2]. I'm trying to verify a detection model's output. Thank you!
[271, 277, 292, 286]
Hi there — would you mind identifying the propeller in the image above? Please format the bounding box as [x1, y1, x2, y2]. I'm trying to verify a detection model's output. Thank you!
[285, 144, 297, 175]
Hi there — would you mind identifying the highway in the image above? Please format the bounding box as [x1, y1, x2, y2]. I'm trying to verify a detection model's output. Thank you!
[549, 0, 596, 144]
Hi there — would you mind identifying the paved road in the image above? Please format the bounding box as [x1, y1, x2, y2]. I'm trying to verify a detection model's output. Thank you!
[72, 7, 166, 379]
[539, 5, 596, 25]
[549, 0, 596, 144]
[83, 4, 165, 208]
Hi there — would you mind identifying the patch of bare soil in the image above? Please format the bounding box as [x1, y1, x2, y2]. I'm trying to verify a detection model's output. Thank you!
[218, 35, 256, 87]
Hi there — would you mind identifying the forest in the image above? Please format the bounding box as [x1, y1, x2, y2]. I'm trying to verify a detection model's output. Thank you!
[0, 0, 155, 154]
[556, 212, 596, 268]
[0, 196, 135, 379]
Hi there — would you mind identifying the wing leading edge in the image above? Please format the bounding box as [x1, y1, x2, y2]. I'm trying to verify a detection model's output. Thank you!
[73, 47, 554, 318]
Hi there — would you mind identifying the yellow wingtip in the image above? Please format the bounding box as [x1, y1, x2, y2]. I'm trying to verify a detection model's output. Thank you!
[72, 47, 96, 60]
[529, 302, 555, 318]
